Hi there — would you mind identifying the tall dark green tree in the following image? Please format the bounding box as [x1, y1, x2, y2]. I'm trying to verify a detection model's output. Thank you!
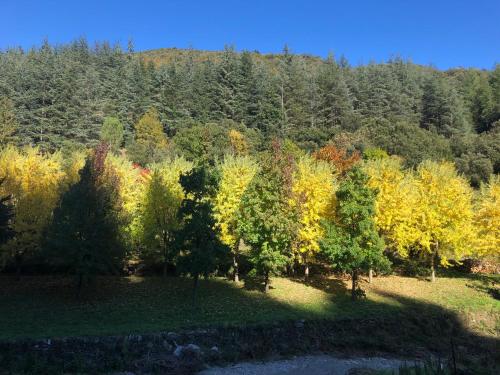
[175, 165, 228, 304]
[421, 76, 470, 136]
[238, 140, 298, 292]
[320, 166, 388, 300]
[45, 143, 125, 292]
[0, 97, 18, 145]
[214, 46, 241, 121]
[316, 54, 355, 138]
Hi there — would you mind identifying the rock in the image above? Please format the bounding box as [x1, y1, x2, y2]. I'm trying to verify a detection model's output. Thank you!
[162, 340, 172, 351]
[295, 320, 305, 328]
[348, 368, 379, 375]
[167, 332, 181, 341]
[208, 346, 220, 360]
[174, 344, 202, 359]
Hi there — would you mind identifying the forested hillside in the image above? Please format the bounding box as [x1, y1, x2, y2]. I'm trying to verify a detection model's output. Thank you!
[0, 39, 499, 186]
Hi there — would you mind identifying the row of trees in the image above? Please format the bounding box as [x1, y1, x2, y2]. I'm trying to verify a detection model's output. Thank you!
[1, 132, 498, 297]
[1, 40, 499, 186]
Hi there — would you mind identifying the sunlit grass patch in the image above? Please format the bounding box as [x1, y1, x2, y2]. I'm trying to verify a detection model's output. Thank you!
[0, 274, 498, 340]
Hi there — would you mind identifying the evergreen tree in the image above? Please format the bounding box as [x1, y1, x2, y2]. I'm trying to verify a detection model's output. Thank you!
[320, 167, 387, 299]
[214, 46, 241, 120]
[45, 143, 125, 292]
[100, 116, 124, 152]
[238, 140, 298, 292]
[175, 166, 229, 303]
[421, 76, 470, 136]
[0, 97, 18, 145]
[316, 55, 355, 138]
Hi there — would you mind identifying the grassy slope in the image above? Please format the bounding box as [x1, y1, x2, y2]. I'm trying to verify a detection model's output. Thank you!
[0, 274, 498, 340]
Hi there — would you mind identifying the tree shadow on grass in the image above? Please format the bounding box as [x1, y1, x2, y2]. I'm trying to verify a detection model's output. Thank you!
[0, 275, 498, 373]
[241, 275, 277, 292]
[290, 275, 350, 300]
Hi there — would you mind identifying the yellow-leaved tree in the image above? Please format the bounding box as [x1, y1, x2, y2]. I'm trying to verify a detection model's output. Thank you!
[411, 161, 475, 281]
[364, 157, 420, 259]
[106, 154, 148, 256]
[473, 176, 500, 261]
[0, 146, 66, 273]
[291, 156, 335, 278]
[228, 129, 249, 156]
[140, 158, 192, 275]
[213, 155, 258, 281]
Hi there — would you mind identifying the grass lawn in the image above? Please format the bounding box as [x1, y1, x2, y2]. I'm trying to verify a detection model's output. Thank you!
[0, 273, 498, 340]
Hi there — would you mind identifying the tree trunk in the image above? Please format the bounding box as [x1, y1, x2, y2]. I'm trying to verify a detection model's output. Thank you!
[163, 260, 168, 278]
[76, 273, 83, 299]
[351, 269, 358, 300]
[15, 252, 22, 281]
[368, 268, 373, 283]
[430, 243, 438, 282]
[264, 271, 270, 293]
[232, 240, 241, 282]
[192, 274, 199, 306]
[303, 254, 309, 280]
[233, 253, 239, 283]
[163, 233, 169, 278]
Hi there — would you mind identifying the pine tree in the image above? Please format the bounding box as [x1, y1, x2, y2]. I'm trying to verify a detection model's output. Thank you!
[320, 167, 387, 299]
[45, 143, 125, 292]
[0, 97, 18, 145]
[175, 165, 229, 303]
[238, 140, 298, 292]
[421, 76, 470, 137]
[316, 54, 355, 137]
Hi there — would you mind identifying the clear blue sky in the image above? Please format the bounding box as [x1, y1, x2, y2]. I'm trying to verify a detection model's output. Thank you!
[1, 0, 499, 69]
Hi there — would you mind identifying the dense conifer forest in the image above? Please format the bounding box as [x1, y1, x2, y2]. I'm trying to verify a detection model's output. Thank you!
[1, 39, 499, 186]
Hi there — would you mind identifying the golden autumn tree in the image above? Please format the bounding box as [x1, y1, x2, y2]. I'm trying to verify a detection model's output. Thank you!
[228, 129, 249, 156]
[213, 155, 258, 281]
[0, 146, 65, 273]
[410, 161, 475, 281]
[473, 176, 500, 261]
[140, 158, 192, 275]
[291, 156, 335, 278]
[131, 108, 169, 165]
[62, 150, 86, 186]
[363, 157, 419, 256]
[106, 154, 148, 254]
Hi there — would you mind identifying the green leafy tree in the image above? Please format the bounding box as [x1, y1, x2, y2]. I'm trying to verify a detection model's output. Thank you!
[140, 158, 191, 275]
[129, 108, 169, 165]
[45, 143, 125, 293]
[320, 166, 387, 299]
[213, 155, 258, 281]
[100, 117, 124, 152]
[175, 166, 229, 303]
[238, 140, 298, 292]
[0, 97, 18, 145]
[0, 178, 13, 246]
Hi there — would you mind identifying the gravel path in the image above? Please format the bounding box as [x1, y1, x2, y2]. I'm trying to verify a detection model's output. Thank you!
[199, 355, 409, 375]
